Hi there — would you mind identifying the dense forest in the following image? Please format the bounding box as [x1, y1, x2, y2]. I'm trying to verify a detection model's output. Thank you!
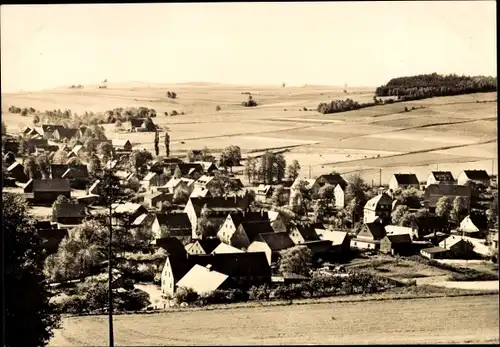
[375, 73, 496, 100]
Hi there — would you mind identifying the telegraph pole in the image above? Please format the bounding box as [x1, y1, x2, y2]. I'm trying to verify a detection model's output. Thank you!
[107, 169, 114, 347]
[309, 165, 311, 179]
[379, 168, 382, 187]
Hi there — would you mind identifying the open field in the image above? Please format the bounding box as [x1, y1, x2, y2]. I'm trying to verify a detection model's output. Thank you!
[2, 84, 497, 184]
[48, 295, 499, 346]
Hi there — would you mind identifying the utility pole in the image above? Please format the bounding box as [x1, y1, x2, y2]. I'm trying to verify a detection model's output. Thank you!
[107, 170, 114, 347]
[379, 168, 382, 187]
[309, 165, 311, 179]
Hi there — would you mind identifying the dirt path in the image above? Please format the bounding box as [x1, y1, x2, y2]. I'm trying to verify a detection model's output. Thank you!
[49, 295, 498, 346]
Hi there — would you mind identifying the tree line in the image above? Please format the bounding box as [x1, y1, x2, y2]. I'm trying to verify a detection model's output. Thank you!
[375, 73, 497, 100]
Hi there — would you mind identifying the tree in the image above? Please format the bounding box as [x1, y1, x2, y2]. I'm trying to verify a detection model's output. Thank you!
[272, 206, 296, 231]
[24, 157, 40, 179]
[173, 185, 190, 204]
[154, 132, 160, 157]
[36, 155, 51, 179]
[278, 245, 313, 277]
[292, 180, 313, 217]
[345, 174, 368, 223]
[4, 192, 61, 346]
[4, 151, 16, 166]
[390, 205, 416, 227]
[244, 157, 257, 184]
[313, 184, 336, 222]
[486, 192, 498, 229]
[271, 186, 289, 207]
[435, 196, 452, 220]
[451, 196, 466, 226]
[257, 152, 286, 185]
[88, 155, 102, 175]
[219, 145, 242, 172]
[97, 141, 115, 163]
[128, 150, 153, 174]
[210, 174, 236, 198]
[33, 114, 41, 125]
[196, 216, 217, 239]
[2, 119, 6, 135]
[115, 120, 123, 131]
[286, 160, 301, 181]
[173, 166, 183, 179]
[164, 132, 170, 157]
[200, 146, 215, 162]
[52, 149, 68, 165]
[215, 105, 221, 111]
[84, 138, 97, 155]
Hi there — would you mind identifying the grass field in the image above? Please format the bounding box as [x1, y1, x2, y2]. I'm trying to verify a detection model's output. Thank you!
[48, 295, 499, 346]
[2, 84, 497, 184]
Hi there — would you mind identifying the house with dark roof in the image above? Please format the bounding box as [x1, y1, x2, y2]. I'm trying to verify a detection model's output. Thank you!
[156, 213, 192, 243]
[236, 221, 276, 249]
[439, 235, 475, 259]
[87, 179, 103, 196]
[160, 250, 192, 296]
[144, 191, 173, 209]
[389, 173, 420, 192]
[53, 203, 87, 225]
[174, 163, 204, 178]
[141, 172, 161, 192]
[154, 237, 188, 258]
[217, 211, 272, 247]
[380, 233, 413, 256]
[318, 230, 351, 254]
[41, 124, 65, 139]
[130, 118, 157, 132]
[424, 184, 471, 211]
[255, 185, 274, 202]
[420, 246, 449, 260]
[457, 170, 491, 187]
[363, 193, 393, 224]
[414, 215, 450, 240]
[302, 240, 334, 257]
[6, 162, 28, 183]
[193, 161, 219, 174]
[211, 243, 245, 254]
[112, 139, 133, 152]
[26, 139, 49, 153]
[26, 179, 71, 205]
[351, 219, 386, 250]
[317, 173, 348, 190]
[60, 165, 90, 189]
[53, 128, 79, 142]
[247, 232, 295, 265]
[459, 213, 489, 238]
[186, 238, 221, 255]
[426, 171, 455, 187]
[289, 224, 320, 245]
[112, 203, 148, 226]
[35, 228, 69, 255]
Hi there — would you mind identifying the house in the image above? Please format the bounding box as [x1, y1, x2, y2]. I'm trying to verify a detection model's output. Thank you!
[385, 225, 418, 240]
[319, 230, 350, 254]
[272, 272, 310, 285]
[130, 118, 157, 132]
[317, 173, 348, 190]
[193, 161, 219, 174]
[459, 214, 489, 238]
[350, 219, 386, 250]
[439, 235, 476, 259]
[2, 137, 19, 154]
[247, 232, 295, 265]
[156, 213, 192, 244]
[87, 180, 103, 196]
[50, 164, 70, 179]
[186, 238, 221, 255]
[255, 185, 274, 202]
[194, 175, 216, 189]
[422, 231, 449, 246]
[68, 145, 85, 158]
[176, 264, 233, 294]
[423, 184, 471, 211]
[334, 184, 346, 209]
[141, 172, 161, 192]
[380, 234, 413, 256]
[236, 221, 276, 249]
[61, 165, 90, 189]
[112, 139, 133, 152]
[154, 237, 188, 258]
[420, 246, 449, 260]
[160, 177, 196, 195]
[268, 210, 288, 233]
[457, 170, 491, 187]
[35, 228, 69, 255]
[426, 171, 455, 187]
[53, 128, 79, 142]
[53, 203, 87, 226]
[217, 211, 273, 247]
[160, 253, 193, 296]
[173, 163, 204, 178]
[363, 193, 393, 224]
[289, 224, 320, 245]
[189, 185, 212, 199]
[290, 178, 319, 204]
[414, 215, 450, 240]
[41, 125, 65, 139]
[27, 179, 71, 205]
[301, 240, 334, 257]
[184, 196, 250, 237]
[21, 126, 33, 135]
[6, 162, 28, 183]
[112, 202, 148, 226]
[389, 173, 420, 192]
[211, 243, 245, 254]
[144, 191, 173, 209]
[26, 139, 49, 153]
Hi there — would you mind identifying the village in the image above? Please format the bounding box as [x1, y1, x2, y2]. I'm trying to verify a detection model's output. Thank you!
[2, 113, 498, 312]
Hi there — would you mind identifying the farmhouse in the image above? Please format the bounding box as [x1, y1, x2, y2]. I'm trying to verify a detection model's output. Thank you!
[255, 184, 273, 202]
[60, 165, 90, 189]
[414, 215, 450, 239]
[211, 243, 245, 254]
[457, 170, 491, 187]
[144, 191, 173, 209]
[156, 213, 192, 243]
[193, 161, 219, 174]
[161, 177, 196, 195]
[217, 211, 272, 247]
[334, 184, 346, 209]
[141, 172, 161, 192]
[363, 193, 393, 224]
[385, 225, 418, 240]
[426, 171, 455, 187]
[41, 125, 65, 139]
[319, 230, 351, 254]
[247, 232, 295, 265]
[26, 139, 49, 153]
[53, 128, 79, 142]
[268, 210, 287, 233]
[35, 228, 69, 255]
[289, 224, 320, 245]
[301, 240, 334, 257]
[380, 233, 413, 256]
[459, 213, 488, 238]
[351, 220, 386, 250]
[176, 264, 233, 294]
[25, 179, 71, 205]
[186, 238, 221, 255]
[439, 235, 475, 259]
[6, 162, 28, 183]
[389, 173, 420, 192]
[130, 118, 157, 132]
[112, 139, 133, 152]
[161, 253, 193, 296]
[112, 202, 148, 226]
[189, 185, 212, 199]
[174, 163, 204, 178]
[420, 246, 448, 260]
[424, 184, 471, 211]
[53, 203, 87, 226]
[317, 173, 348, 190]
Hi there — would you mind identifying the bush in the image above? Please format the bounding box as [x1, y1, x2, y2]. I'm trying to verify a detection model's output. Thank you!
[248, 284, 271, 300]
[171, 110, 178, 116]
[215, 105, 221, 111]
[303, 107, 308, 111]
[272, 284, 304, 300]
[116, 288, 150, 311]
[448, 271, 498, 282]
[58, 295, 88, 314]
[174, 287, 199, 304]
[164, 111, 169, 116]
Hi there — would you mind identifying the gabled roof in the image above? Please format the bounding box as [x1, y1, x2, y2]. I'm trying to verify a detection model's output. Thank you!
[257, 232, 294, 251]
[240, 221, 275, 242]
[302, 240, 333, 253]
[201, 196, 249, 212]
[54, 128, 78, 139]
[27, 138, 49, 147]
[256, 184, 273, 195]
[195, 175, 215, 186]
[211, 243, 245, 254]
[430, 171, 455, 182]
[462, 214, 488, 231]
[166, 256, 194, 283]
[439, 235, 469, 249]
[393, 173, 419, 185]
[164, 177, 195, 189]
[156, 237, 187, 258]
[364, 193, 393, 210]
[61, 165, 89, 179]
[320, 230, 348, 245]
[176, 264, 229, 294]
[50, 164, 70, 179]
[143, 172, 157, 181]
[71, 145, 84, 154]
[188, 252, 271, 278]
[88, 180, 102, 195]
[318, 173, 347, 189]
[293, 224, 320, 242]
[190, 186, 211, 198]
[54, 203, 86, 219]
[359, 221, 386, 240]
[462, 170, 490, 181]
[112, 202, 145, 214]
[33, 179, 71, 192]
[35, 220, 55, 230]
[132, 213, 156, 227]
[112, 139, 132, 147]
[193, 161, 218, 172]
[41, 124, 65, 133]
[7, 162, 22, 172]
[228, 211, 270, 228]
[291, 178, 317, 190]
[424, 184, 471, 200]
[194, 238, 221, 254]
[156, 213, 192, 236]
[421, 246, 448, 254]
[176, 163, 204, 176]
[385, 225, 414, 236]
[384, 233, 412, 244]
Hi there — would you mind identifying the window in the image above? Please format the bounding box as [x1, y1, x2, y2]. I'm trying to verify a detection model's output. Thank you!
[354, 242, 357, 246]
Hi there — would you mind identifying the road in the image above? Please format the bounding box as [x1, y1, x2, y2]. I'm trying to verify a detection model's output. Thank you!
[49, 294, 499, 346]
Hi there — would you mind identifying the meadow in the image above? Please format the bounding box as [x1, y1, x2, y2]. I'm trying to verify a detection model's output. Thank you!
[2, 83, 497, 185]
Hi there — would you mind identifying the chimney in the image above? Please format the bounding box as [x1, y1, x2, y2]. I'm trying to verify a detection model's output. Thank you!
[234, 195, 237, 204]
[206, 264, 213, 271]
[261, 209, 264, 217]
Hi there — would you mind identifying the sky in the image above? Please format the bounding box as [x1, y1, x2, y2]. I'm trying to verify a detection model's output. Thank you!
[1, 1, 496, 92]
